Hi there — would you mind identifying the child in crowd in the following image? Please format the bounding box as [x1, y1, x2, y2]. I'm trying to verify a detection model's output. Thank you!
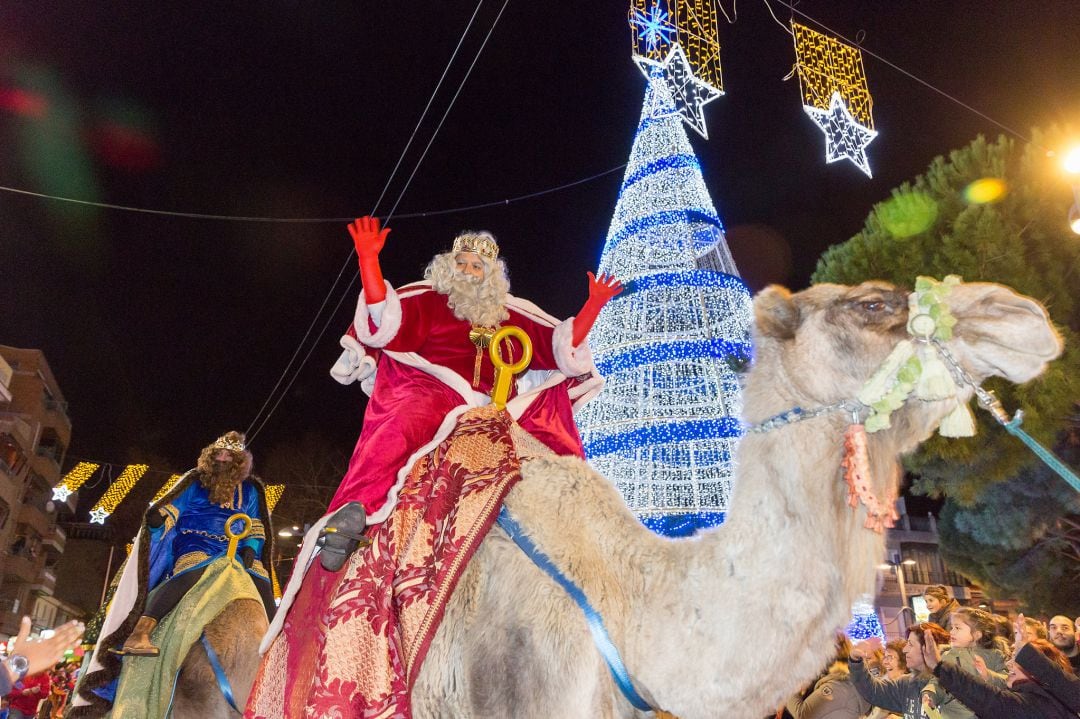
[922, 607, 1008, 718]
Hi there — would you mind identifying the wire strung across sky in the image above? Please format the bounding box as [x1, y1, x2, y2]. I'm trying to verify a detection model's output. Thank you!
[245, 0, 517, 443]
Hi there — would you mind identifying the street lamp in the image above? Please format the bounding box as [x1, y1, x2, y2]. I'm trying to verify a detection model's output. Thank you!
[1062, 146, 1080, 235]
[878, 558, 918, 638]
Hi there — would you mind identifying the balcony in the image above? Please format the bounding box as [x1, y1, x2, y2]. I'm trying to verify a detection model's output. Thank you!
[899, 565, 970, 588]
[17, 503, 51, 538]
[1, 553, 40, 584]
[40, 524, 66, 553]
[30, 567, 56, 594]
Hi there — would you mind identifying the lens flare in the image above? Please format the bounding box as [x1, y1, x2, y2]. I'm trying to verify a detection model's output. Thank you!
[877, 191, 938, 238]
[963, 178, 1007, 204]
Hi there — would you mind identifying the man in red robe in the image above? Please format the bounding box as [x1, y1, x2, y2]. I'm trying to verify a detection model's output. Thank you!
[314, 217, 620, 569]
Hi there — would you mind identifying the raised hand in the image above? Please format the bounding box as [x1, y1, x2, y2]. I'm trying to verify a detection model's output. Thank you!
[922, 631, 942, 670]
[348, 216, 390, 259]
[586, 271, 623, 302]
[1014, 613, 1028, 649]
[572, 271, 625, 347]
[851, 637, 883, 660]
[348, 216, 389, 304]
[12, 616, 85, 677]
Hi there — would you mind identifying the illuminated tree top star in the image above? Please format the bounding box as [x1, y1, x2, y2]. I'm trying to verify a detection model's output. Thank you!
[630, 2, 675, 52]
[804, 91, 878, 177]
[634, 43, 722, 138]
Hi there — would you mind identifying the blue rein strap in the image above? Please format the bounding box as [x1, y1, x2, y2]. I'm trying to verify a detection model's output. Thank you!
[200, 632, 241, 714]
[496, 506, 658, 714]
[1003, 411, 1080, 493]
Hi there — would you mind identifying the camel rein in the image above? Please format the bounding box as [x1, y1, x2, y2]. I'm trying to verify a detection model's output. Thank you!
[495, 507, 678, 719]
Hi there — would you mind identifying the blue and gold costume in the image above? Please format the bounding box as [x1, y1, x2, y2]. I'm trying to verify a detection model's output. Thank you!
[158, 478, 269, 579]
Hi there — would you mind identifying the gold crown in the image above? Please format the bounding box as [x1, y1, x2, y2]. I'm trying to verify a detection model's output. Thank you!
[452, 232, 499, 260]
[211, 434, 246, 453]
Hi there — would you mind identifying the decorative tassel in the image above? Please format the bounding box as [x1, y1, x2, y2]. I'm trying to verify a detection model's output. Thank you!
[914, 347, 955, 401]
[939, 400, 976, 437]
[857, 340, 915, 406]
[842, 424, 898, 534]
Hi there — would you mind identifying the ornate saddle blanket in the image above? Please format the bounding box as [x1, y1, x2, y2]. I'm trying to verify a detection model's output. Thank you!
[246, 406, 525, 718]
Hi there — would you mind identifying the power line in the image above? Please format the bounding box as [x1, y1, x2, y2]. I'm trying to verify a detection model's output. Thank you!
[246, 0, 516, 443]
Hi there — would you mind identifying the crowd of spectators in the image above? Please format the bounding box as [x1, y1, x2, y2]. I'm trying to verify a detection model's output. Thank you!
[778, 585, 1079, 719]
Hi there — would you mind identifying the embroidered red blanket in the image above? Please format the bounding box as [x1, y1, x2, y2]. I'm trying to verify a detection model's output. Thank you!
[246, 407, 523, 718]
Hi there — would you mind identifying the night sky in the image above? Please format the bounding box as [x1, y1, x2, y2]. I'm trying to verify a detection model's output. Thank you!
[2, 2, 1078, 517]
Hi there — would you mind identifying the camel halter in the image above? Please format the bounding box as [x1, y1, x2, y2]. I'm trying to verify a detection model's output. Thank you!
[746, 275, 1080, 494]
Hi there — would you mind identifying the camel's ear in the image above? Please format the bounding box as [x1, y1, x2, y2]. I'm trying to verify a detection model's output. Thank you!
[754, 285, 800, 339]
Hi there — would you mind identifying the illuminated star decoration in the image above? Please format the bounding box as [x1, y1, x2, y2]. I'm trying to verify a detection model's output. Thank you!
[634, 43, 723, 138]
[51, 485, 72, 502]
[89, 506, 109, 524]
[804, 91, 878, 177]
[630, 1, 675, 52]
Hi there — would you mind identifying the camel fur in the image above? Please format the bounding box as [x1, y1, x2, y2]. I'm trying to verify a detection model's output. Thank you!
[171, 598, 268, 718]
[409, 280, 1061, 719]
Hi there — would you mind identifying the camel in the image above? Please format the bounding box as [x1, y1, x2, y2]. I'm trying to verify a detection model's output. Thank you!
[405, 280, 1062, 719]
[170, 598, 268, 718]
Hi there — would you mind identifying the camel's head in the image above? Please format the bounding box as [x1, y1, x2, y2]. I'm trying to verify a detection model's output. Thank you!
[752, 279, 1062, 408]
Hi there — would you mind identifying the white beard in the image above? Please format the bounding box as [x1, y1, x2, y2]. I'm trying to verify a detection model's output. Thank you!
[439, 274, 509, 327]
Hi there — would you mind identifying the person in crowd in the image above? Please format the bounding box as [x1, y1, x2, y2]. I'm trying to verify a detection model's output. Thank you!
[881, 639, 908, 680]
[923, 630, 1077, 719]
[0, 617, 83, 700]
[1047, 615, 1080, 672]
[921, 606, 1008, 718]
[923, 585, 961, 631]
[1020, 616, 1047, 643]
[784, 635, 871, 718]
[849, 622, 949, 719]
[1012, 613, 1079, 712]
[5, 670, 48, 719]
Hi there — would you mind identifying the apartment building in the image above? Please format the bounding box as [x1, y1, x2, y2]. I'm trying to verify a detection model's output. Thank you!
[0, 345, 84, 639]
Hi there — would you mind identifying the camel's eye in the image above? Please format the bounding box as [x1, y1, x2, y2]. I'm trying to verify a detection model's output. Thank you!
[860, 300, 888, 313]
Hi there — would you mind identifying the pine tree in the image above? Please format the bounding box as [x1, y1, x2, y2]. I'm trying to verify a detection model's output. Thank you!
[813, 127, 1080, 613]
[575, 70, 752, 537]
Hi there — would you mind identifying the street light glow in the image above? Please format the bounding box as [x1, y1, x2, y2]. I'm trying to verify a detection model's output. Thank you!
[1063, 146, 1080, 176]
[1070, 205, 1080, 236]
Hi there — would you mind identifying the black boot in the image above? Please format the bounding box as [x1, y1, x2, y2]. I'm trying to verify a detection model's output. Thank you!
[317, 502, 369, 571]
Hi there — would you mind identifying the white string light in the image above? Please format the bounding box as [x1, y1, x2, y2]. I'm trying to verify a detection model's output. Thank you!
[576, 75, 752, 536]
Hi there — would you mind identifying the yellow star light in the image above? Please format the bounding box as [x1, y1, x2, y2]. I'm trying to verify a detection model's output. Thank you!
[89, 464, 149, 522]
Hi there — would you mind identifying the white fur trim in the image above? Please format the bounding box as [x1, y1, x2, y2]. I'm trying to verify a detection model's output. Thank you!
[552, 317, 598, 377]
[353, 281, 401, 348]
[260, 515, 329, 654]
[329, 334, 378, 390]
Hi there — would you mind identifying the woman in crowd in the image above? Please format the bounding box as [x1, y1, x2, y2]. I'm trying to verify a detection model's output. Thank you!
[923, 630, 1076, 719]
[849, 623, 949, 719]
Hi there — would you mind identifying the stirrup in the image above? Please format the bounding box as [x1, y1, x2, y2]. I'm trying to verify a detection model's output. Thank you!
[317, 502, 369, 571]
[109, 644, 160, 657]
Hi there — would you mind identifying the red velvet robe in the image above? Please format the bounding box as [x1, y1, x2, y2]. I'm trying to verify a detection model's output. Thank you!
[327, 283, 594, 521]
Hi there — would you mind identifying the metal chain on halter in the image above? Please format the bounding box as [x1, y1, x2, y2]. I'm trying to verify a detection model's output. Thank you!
[929, 337, 1080, 492]
[745, 399, 863, 434]
[927, 338, 1011, 423]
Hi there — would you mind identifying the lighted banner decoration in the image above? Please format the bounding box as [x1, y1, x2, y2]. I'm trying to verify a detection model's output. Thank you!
[791, 22, 877, 176]
[575, 72, 752, 537]
[629, 0, 723, 138]
[52, 462, 100, 502]
[265, 484, 285, 514]
[89, 464, 149, 524]
[149, 473, 184, 506]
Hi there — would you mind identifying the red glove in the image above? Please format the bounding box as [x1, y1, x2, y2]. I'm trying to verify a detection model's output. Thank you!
[348, 216, 390, 304]
[571, 272, 623, 346]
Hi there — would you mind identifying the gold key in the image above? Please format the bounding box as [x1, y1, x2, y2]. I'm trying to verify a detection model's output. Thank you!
[489, 326, 533, 411]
